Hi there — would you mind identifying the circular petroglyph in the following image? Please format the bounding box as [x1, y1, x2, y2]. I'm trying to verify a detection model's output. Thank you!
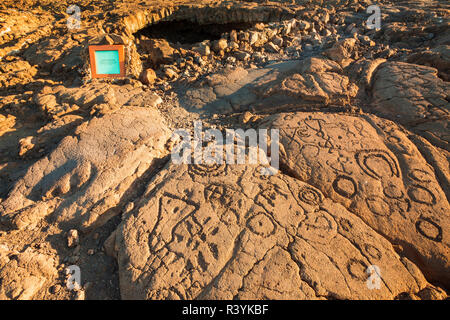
[298, 186, 323, 206]
[295, 125, 312, 138]
[366, 196, 392, 217]
[409, 169, 432, 183]
[356, 149, 399, 180]
[332, 175, 357, 198]
[297, 209, 337, 243]
[301, 144, 320, 160]
[408, 185, 437, 206]
[383, 183, 404, 199]
[415, 217, 442, 243]
[347, 259, 368, 280]
[363, 244, 382, 260]
[247, 213, 275, 237]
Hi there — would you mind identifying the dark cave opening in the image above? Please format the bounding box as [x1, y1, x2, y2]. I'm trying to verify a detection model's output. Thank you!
[134, 19, 257, 44]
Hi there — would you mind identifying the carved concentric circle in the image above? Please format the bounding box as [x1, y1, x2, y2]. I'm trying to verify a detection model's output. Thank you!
[298, 186, 323, 206]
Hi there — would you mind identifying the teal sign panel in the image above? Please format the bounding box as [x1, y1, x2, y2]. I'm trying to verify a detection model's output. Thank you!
[94, 50, 121, 75]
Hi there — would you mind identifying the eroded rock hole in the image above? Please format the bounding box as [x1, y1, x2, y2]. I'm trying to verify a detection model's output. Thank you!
[135, 20, 256, 45]
[134, 20, 258, 69]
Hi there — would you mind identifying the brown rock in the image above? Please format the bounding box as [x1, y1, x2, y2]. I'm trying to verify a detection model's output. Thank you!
[371, 61, 450, 150]
[263, 112, 450, 287]
[67, 229, 79, 248]
[212, 39, 228, 53]
[0, 246, 57, 300]
[0, 107, 171, 231]
[114, 157, 438, 300]
[325, 38, 357, 66]
[18, 136, 36, 157]
[140, 68, 157, 85]
[265, 58, 357, 106]
[140, 38, 175, 67]
[406, 45, 450, 81]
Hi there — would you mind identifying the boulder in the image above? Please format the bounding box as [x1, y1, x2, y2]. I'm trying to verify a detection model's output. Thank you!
[0, 106, 171, 232]
[261, 112, 450, 286]
[112, 159, 436, 299]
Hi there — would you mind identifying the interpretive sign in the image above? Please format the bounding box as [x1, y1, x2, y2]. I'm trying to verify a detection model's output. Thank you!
[88, 45, 125, 78]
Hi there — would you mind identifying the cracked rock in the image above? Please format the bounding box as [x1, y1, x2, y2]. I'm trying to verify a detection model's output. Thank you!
[261, 112, 450, 287]
[0, 106, 171, 232]
[112, 159, 436, 300]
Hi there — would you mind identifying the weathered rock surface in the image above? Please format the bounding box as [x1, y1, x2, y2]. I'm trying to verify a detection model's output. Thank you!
[112, 160, 437, 300]
[262, 57, 358, 106]
[371, 62, 450, 151]
[0, 57, 38, 88]
[407, 45, 450, 82]
[0, 0, 449, 301]
[261, 112, 450, 286]
[0, 106, 170, 231]
[182, 58, 358, 113]
[34, 82, 164, 118]
[0, 245, 57, 300]
[0, 9, 54, 60]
